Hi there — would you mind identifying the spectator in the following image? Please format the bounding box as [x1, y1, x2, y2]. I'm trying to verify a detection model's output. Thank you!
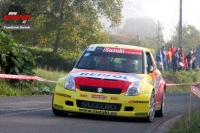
[161, 46, 167, 71]
[166, 47, 172, 71]
[156, 50, 163, 72]
[189, 47, 193, 53]
[178, 59, 184, 71]
[174, 46, 177, 54]
[183, 59, 188, 71]
[172, 51, 179, 72]
[191, 55, 199, 71]
[178, 47, 184, 62]
[186, 51, 193, 71]
[170, 44, 175, 56]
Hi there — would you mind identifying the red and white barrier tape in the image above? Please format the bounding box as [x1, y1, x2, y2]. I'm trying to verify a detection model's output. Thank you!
[35, 76, 57, 83]
[166, 83, 195, 86]
[0, 74, 200, 85]
[0, 74, 57, 83]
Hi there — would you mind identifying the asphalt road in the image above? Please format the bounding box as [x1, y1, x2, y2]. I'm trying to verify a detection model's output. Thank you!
[0, 93, 199, 133]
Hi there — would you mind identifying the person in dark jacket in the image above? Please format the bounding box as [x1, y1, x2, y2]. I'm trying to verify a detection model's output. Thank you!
[172, 51, 179, 72]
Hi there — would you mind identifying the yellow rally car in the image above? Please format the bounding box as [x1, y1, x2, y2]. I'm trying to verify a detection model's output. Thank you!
[52, 44, 166, 122]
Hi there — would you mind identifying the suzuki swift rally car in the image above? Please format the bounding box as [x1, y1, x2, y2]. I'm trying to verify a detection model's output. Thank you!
[52, 44, 166, 122]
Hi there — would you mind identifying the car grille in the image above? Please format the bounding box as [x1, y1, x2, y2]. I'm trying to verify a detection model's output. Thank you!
[80, 85, 122, 94]
[77, 100, 121, 111]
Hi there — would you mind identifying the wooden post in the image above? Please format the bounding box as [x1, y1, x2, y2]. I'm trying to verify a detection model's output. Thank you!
[187, 90, 193, 129]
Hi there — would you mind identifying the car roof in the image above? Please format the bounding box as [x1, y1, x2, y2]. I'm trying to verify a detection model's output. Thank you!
[89, 44, 151, 52]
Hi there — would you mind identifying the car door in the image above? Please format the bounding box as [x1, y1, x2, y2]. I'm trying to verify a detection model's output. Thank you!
[145, 51, 161, 107]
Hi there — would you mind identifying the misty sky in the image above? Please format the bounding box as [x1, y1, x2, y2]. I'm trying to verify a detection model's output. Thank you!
[120, 0, 200, 42]
[140, 0, 200, 41]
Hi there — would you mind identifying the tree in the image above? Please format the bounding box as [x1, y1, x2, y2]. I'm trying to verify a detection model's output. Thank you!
[168, 23, 200, 54]
[0, 23, 36, 75]
[121, 17, 157, 40]
[0, 0, 123, 53]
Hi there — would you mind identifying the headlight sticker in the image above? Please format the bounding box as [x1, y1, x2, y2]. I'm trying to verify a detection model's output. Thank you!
[57, 82, 64, 87]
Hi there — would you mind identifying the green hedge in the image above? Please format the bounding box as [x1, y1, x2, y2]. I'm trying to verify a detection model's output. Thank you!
[29, 48, 81, 72]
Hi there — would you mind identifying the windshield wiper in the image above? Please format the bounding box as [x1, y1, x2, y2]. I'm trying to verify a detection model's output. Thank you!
[76, 67, 91, 69]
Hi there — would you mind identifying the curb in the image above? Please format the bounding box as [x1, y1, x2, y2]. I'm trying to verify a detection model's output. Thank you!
[152, 115, 182, 133]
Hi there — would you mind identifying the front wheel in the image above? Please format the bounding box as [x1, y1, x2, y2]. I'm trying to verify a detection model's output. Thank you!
[144, 91, 156, 122]
[52, 107, 67, 116]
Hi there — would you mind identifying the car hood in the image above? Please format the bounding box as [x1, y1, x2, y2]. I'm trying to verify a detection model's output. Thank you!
[68, 69, 145, 93]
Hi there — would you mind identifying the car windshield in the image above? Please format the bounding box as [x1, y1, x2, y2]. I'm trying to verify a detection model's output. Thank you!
[75, 46, 143, 74]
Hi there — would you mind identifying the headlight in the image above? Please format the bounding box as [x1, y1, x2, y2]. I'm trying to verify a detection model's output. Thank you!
[64, 75, 76, 91]
[125, 82, 142, 96]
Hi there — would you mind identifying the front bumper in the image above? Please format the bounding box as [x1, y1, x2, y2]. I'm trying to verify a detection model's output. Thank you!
[53, 87, 151, 118]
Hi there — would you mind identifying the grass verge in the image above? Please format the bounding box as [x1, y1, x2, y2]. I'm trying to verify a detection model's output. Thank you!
[169, 108, 200, 133]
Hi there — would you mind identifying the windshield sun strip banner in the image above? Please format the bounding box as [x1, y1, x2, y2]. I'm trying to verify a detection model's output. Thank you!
[87, 46, 142, 55]
[103, 47, 142, 55]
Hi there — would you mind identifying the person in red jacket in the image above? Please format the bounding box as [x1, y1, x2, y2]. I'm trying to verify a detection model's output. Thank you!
[170, 44, 175, 56]
[170, 44, 175, 69]
[183, 59, 188, 71]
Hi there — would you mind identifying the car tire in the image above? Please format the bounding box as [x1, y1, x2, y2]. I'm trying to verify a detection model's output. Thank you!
[52, 107, 67, 116]
[155, 91, 165, 117]
[144, 91, 156, 122]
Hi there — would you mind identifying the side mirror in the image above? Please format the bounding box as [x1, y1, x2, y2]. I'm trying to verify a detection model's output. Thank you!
[148, 65, 154, 73]
[72, 60, 77, 67]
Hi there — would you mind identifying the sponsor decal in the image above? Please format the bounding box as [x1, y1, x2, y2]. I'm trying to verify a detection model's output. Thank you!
[87, 46, 97, 51]
[132, 100, 149, 104]
[103, 47, 142, 55]
[69, 72, 141, 82]
[103, 47, 125, 53]
[91, 94, 107, 99]
[80, 72, 127, 79]
[135, 112, 148, 116]
[80, 94, 88, 98]
[80, 101, 118, 111]
[55, 92, 71, 98]
[79, 108, 117, 115]
[53, 104, 63, 109]
[110, 96, 119, 100]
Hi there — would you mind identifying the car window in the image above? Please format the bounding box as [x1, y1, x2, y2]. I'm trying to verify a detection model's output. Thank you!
[146, 52, 154, 70]
[76, 46, 143, 74]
